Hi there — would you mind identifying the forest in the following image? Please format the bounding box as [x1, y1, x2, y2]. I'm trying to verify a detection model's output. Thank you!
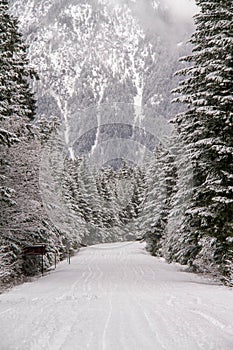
[0, 0, 232, 290]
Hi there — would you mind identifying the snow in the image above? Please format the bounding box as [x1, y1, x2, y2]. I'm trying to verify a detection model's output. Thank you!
[0, 242, 233, 350]
[90, 111, 101, 155]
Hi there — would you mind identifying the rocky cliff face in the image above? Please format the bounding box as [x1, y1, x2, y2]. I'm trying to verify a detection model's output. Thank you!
[9, 0, 194, 162]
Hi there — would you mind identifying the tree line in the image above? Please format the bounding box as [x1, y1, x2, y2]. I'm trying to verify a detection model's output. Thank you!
[141, 0, 233, 285]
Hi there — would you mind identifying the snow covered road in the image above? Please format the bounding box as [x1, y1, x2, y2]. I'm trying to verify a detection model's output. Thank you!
[0, 242, 233, 350]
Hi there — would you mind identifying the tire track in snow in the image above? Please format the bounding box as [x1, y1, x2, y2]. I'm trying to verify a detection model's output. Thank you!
[0, 308, 12, 316]
[123, 250, 210, 350]
[1, 242, 233, 350]
[190, 310, 233, 337]
[131, 294, 167, 350]
[127, 262, 170, 349]
[102, 291, 113, 350]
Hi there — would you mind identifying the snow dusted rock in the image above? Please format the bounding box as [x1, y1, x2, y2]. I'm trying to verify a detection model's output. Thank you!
[9, 0, 193, 145]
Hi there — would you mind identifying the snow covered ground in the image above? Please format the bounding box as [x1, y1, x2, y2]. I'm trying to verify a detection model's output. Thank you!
[0, 242, 233, 350]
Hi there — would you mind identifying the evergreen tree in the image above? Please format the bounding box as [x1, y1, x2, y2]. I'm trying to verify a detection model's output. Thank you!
[117, 165, 146, 239]
[0, 2, 65, 285]
[162, 135, 196, 264]
[141, 140, 177, 256]
[0, 0, 37, 204]
[172, 0, 233, 282]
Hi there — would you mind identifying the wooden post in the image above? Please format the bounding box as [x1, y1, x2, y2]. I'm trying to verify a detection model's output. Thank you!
[55, 253, 57, 269]
[41, 254, 44, 276]
[66, 241, 71, 264]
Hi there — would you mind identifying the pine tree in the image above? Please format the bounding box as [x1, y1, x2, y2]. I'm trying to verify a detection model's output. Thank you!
[117, 165, 146, 240]
[162, 135, 196, 264]
[0, 2, 63, 284]
[137, 152, 162, 246]
[140, 140, 177, 256]
[0, 0, 37, 205]
[172, 0, 233, 282]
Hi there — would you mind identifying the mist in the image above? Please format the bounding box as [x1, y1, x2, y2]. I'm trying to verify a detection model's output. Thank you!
[104, 0, 198, 42]
[105, 0, 198, 21]
[128, 0, 198, 44]
[162, 0, 198, 22]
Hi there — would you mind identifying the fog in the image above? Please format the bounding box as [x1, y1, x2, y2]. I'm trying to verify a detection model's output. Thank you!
[105, 0, 198, 22]
[131, 0, 198, 43]
[104, 0, 198, 42]
[162, 0, 198, 22]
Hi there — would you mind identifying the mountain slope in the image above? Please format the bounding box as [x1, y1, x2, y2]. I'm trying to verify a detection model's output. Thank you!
[9, 0, 193, 144]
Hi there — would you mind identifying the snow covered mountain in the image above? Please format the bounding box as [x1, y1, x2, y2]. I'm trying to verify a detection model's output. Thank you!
[9, 0, 194, 163]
